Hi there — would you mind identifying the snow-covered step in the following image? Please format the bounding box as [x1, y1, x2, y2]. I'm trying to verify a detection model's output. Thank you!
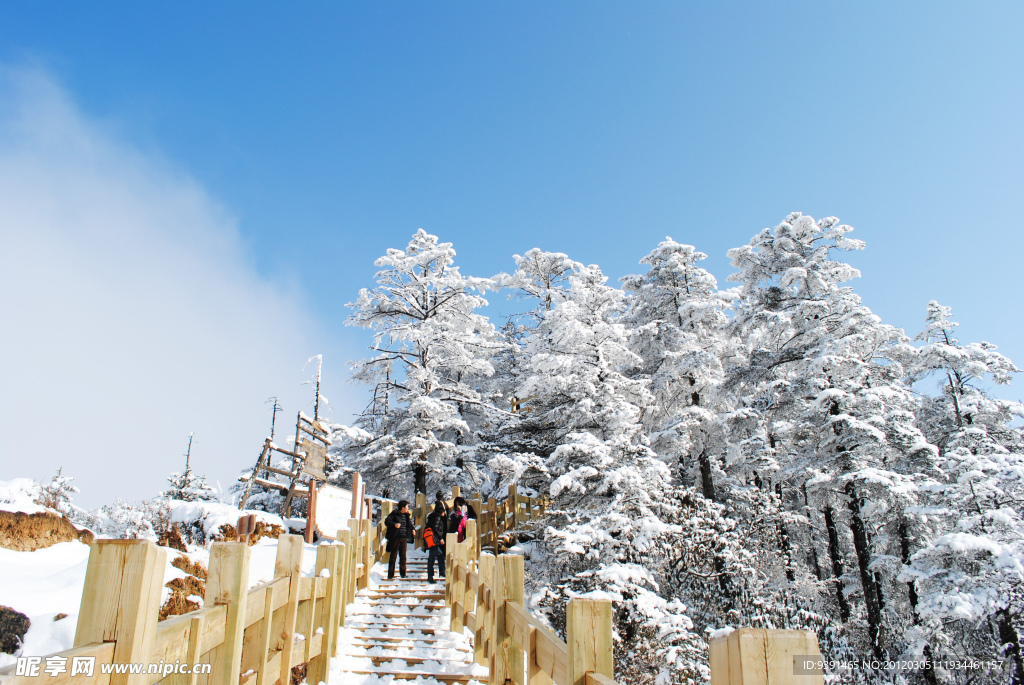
[328, 552, 486, 684]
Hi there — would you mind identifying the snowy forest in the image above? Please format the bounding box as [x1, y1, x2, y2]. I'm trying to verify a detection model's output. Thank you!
[12, 211, 1021, 684]
[302, 212, 1023, 685]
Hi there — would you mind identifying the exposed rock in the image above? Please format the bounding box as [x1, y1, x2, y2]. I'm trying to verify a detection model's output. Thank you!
[158, 555, 209, 622]
[212, 520, 285, 546]
[53, 613, 68, 622]
[0, 510, 94, 552]
[0, 605, 30, 655]
[157, 524, 187, 552]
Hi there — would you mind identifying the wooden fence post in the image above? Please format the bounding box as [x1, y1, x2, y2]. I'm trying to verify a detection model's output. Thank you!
[73, 540, 165, 685]
[475, 552, 494, 667]
[495, 554, 525, 685]
[338, 528, 353, 624]
[567, 598, 614, 685]
[274, 534, 304, 685]
[349, 519, 367, 589]
[452, 486, 461, 501]
[708, 628, 824, 685]
[308, 544, 342, 684]
[470, 492, 483, 531]
[205, 542, 251, 685]
[450, 541, 466, 633]
[361, 519, 373, 581]
[461, 536, 476, 632]
[445, 532, 458, 607]
[508, 483, 518, 529]
[488, 497, 498, 551]
[467, 518, 480, 561]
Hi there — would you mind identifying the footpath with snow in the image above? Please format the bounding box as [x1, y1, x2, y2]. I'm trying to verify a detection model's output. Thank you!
[0, 529, 487, 685]
[328, 550, 487, 685]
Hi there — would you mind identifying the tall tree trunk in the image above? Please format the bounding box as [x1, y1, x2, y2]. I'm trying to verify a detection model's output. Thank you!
[845, 481, 883, 658]
[713, 554, 733, 609]
[900, 518, 937, 685]
[775, 484, 796, 581]
[698, 448, 716, 501]
[999, 609, 1024, 685]
[823, 505, 851, 622]
[802, 483, 823, 581]
[413, 461, 427, 495]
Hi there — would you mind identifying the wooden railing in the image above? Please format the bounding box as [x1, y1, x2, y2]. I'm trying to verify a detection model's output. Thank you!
[443, 519, 617, 685]
[0, 519, 381, 685]
[0, 482, 821, 685]
[0, 484, 538, 685]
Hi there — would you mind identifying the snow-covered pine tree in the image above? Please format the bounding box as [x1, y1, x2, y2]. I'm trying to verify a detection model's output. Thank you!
[464, 249, 588, 495]
[35, 467, 79, 514]
[163, 434, 216, 502]
[621, 237, 733, 498]
[345, 229, 502, 496]
[903, 302, 1024, 683]
[515, 263, 657, 503]
[723, 212, 934, 661]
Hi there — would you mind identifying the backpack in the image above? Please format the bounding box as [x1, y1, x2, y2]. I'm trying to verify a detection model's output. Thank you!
[424, 526, 436, 548]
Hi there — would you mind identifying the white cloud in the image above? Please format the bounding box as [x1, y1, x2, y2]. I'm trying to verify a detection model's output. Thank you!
[0, 67, 347, 507]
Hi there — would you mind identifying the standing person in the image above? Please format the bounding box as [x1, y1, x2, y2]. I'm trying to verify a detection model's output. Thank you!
[424, 510, 446, 584]
[433, 491, 450, 519]
[384, 500, 415, 580]
[450, 497, 470, 543]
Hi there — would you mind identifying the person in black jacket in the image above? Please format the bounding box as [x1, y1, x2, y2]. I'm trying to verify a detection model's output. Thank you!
[384, 500, 415, 579]
[425, 510, 446, 584]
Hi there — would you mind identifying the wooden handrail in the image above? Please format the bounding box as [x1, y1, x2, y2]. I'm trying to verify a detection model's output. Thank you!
[0, 482, 539, 685]
[437, 486, 620, 685]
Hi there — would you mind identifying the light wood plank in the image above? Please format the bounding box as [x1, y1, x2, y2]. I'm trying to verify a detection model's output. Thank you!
[567, 598, 613, 685]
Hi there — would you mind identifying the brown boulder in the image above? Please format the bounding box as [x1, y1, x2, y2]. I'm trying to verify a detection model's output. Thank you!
[0, 510, 94, 552]
[0, 605, 30, 655]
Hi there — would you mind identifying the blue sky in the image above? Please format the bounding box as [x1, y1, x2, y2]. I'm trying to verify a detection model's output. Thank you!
[1, 3, 1021, 503]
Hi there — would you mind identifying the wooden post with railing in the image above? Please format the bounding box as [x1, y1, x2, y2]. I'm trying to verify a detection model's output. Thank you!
[204, 543, 251, 685]
[272, 535, 303, 685]
[337, 527, 353, 625]
[450, 538, 466, 633]
[72, 540, 165, 685]
[567, 598, 614, 685]
[508, 483, 519, 529]
[708, 628, 824, 684]
[495, 553, 526, 685]
[445, 532, 459, 608]
[475, 551, 495, 667]
[307, 542, 342, 684]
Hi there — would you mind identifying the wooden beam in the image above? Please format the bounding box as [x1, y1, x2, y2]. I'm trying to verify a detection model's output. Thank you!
[273, 535, 304, 685]
[74, 540, 165, 685]
[495, 554, 526, 685]
[205, 543, 251, 685]
[567, 598, 613, 685]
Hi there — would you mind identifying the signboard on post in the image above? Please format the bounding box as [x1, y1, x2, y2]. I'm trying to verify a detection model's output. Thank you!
[299, 439, 327, 480]
[315, 484, 354, 539]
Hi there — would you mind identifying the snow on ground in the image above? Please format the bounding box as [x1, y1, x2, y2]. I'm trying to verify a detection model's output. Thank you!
[0, 479, 50, 515]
